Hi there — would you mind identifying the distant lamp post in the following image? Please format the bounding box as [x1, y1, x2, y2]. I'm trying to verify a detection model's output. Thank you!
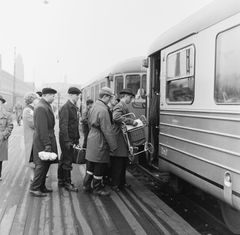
[12, 47, 16, 111]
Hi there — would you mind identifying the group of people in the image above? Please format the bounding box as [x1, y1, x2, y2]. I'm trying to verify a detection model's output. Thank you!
[0, 85, 138, 198]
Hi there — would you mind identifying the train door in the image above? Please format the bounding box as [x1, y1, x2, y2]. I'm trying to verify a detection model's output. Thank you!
[148, 52, 160, 167]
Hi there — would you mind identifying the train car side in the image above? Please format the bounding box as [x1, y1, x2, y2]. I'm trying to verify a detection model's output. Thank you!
[147, 0, 240, 233]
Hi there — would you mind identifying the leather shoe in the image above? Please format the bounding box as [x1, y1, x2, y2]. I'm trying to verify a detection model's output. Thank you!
[30, 190, 47, 197]
[64, 183, 78, 192]
[111, 185, 121, 192]
[41, 187, 53, 193]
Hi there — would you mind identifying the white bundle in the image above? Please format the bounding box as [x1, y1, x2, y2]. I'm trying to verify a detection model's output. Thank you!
[38, 151, 58, 161]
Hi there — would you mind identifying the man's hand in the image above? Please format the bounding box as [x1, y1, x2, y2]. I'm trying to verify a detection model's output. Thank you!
[44, 145, 52, 152]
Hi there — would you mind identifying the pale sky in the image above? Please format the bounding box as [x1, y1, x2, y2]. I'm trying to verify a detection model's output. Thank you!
[0, 0, 213, 88]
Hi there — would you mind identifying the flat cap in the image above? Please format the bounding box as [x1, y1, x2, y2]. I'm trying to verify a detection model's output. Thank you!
[119, 88, 135, 97]
[42, 87, 57, 95]
[36, 91, 42, 97]
[0, 95, 6, 103]
[68, 87, 81, 95]
[99, 87, 114, 97]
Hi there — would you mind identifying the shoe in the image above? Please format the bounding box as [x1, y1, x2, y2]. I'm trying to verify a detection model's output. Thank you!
[94, 188, 111, 196]
[64, 183, 78, 192]
[111, 185, 121, 192]
[120, 183, 131, 189]
[29, 190, 47, 197]
[41, 187, 53, 193]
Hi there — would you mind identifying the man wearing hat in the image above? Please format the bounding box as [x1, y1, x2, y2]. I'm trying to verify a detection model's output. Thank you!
[57, 87, 81, 192]
[30, 87, 58, 197]
[0, 95, 13, 181]
[83, 87, 118, 196]
[110, 88, 138, 191]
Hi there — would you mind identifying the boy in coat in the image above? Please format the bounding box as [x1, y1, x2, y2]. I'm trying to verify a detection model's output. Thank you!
[83, 87, 117, 196]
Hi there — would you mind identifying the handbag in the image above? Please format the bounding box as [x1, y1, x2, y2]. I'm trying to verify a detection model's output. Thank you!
[72, 145, 86, 164]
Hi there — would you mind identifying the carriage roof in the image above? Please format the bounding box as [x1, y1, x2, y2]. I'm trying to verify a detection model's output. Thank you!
[148, 0, 240, 56]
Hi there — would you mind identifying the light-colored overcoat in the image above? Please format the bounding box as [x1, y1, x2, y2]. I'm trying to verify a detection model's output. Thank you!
[0, 107, 13, 161]
[22, 105, 34, 164]
[86, 99, 117, 163]
[112, 100, 135, 157]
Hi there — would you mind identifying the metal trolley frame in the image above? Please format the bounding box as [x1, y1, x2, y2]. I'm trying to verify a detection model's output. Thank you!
[121, 113, 154, 162]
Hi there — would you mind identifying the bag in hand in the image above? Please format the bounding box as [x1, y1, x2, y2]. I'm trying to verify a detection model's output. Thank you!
[72, 145, 86, 164]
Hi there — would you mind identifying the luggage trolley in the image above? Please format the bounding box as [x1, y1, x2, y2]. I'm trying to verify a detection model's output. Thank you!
[121, 113, 154, 162]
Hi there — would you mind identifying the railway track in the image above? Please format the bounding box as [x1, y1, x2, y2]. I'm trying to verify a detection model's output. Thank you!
[128, 164, 235, 235]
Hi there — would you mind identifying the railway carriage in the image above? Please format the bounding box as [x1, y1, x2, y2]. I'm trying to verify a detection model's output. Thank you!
[82, 57, 147, 117]
[146, 0, 240, 233]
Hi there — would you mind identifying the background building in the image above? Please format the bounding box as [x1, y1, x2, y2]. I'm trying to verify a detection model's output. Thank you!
[0, 54, 35, 110]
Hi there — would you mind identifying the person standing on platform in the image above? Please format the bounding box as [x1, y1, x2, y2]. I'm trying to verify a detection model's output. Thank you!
[29, 88, 58, 197]
[83, 87, 117, 196]
[81, 99, 93, 148]
[57, 87, 81, 192]
[110, 88, 138, 191]
[0, 95, 13, 181]
[22, 92, 40, 181]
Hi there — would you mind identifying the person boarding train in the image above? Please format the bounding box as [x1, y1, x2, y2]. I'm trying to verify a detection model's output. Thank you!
[83, 87, 118, 196]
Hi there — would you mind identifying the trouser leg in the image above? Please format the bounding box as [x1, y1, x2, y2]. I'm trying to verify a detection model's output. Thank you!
[91, 162, 110, 196]
[30, 161, 50, 191]
[83, 161, 94, 192]
[119, 158, 128, 186]
[110, 156, 124, 187]
[0, 161, 2, 177]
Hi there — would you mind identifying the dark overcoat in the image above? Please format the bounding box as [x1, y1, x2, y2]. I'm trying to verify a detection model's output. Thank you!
[112, 100, 135, 157]
[33, 98, 58, 164]
[59, 100, 80, 144]
[0, 108, 13, 161]
[86, 99, 117, 163]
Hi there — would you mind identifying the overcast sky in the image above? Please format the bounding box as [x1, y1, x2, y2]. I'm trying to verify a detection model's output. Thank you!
[0, 0, 213, 88]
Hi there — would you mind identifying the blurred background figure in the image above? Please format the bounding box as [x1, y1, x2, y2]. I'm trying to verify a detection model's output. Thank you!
[0, 95, 14, 181]
[36, 91, 42, 97]
[15, 102, 23, 126]
[22, 92, 40, 181]
[81, 99, 93, 148]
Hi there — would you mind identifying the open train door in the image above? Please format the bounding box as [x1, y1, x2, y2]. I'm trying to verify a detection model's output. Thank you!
[147, 52, 160, 168]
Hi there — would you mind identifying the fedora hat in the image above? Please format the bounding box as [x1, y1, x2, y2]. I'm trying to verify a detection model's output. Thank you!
[0, 95, 6, 103]
[119, 88, 135, 97]
[42, 87, 57, 95]
[99, 87, 114, 97]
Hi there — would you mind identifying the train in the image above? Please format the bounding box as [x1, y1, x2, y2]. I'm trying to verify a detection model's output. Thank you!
[81, 0, 240, 233]
[82, 56, 147, 118]
[146, 0, 240, 233]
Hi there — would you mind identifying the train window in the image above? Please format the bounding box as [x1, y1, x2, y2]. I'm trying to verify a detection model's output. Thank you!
[141, 74, 147, 99]
[166, 45, 195, 103]
[100, 82, 106, 88]
[91, 87, 94, 100]
[115, 75, 123, 96]
[95, 84, 99, 100]
[126, 74, 140, 97]
[215, 26, 240, 104]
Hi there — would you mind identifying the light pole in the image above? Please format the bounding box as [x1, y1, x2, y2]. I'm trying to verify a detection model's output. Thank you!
[12, 47, 16, 111]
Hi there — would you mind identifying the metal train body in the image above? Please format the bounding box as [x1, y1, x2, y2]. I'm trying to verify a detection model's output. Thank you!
[82, 57, 147, 118]
[146, 0, 240, 232]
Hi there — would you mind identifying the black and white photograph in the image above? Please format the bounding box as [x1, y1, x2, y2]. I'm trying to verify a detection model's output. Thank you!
[1, 0, 240, 234]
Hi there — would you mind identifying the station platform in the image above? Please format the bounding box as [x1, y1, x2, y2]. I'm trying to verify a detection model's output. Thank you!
[0, 125, 200, 235]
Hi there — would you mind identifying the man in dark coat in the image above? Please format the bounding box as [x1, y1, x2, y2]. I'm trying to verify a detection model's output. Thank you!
[83, 87, 118, 196]
[29, 87, 58, 197]
[57, 87, 81, 192]
[110, 88, 137, 191]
